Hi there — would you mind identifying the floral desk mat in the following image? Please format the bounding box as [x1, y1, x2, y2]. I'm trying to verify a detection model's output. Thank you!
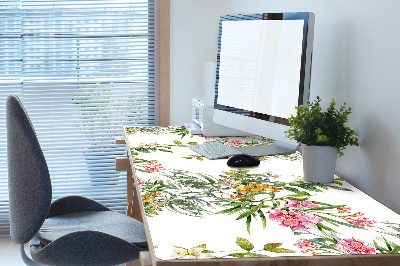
[124, 126, 400, 260]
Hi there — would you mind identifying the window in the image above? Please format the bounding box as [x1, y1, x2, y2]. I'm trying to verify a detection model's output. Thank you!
[0, 0, 169, 236]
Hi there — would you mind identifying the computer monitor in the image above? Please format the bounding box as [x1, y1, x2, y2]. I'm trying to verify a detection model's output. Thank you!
[213, 12, 315, 156]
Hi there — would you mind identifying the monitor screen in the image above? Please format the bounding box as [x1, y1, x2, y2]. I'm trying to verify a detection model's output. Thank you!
[217, 19, 304, 119]
[213, 13, 314, 155]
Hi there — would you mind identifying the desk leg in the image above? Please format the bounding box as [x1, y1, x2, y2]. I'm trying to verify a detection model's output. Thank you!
[127, 169, 134, 217]
[127, 169, 143, 223]
[117, 139, 149, 266]
[115, 155, 143, 222]
[125, 174, 147, 266]
[139, 252, 152, 266]
[124, 252, 151, 266]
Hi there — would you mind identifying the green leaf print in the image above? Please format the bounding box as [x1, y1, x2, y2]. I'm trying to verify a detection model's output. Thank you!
[263, 243, 296, 253]
[236, 202, 264, 220]
[236, 237, 254, 252]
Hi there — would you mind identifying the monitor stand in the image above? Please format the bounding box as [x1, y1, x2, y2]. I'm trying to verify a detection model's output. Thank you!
[232, 141, 299, 157]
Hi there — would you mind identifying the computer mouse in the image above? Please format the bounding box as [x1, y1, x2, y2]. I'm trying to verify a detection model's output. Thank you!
[227, 154, 260, 167]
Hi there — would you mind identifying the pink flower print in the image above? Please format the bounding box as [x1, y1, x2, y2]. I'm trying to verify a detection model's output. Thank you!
[137, 178, 145, 187]
[294, 240, 319, 253]
[144, 161, 166, 172]
[343, 215, 377, 228]
[337, 206, 352, 213]
[268, 209, 323, 231]
[285, 199, 319, 209]
[334, 239, 376, 254]
[224, 140, 245, 148]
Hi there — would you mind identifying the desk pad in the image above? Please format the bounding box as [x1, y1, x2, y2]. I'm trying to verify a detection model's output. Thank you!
[124, 126, 400, 260]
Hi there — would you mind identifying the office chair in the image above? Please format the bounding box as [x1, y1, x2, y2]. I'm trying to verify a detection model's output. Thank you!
[6, 94, 148, 265]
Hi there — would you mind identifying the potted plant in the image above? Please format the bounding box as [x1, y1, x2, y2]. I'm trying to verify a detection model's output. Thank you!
[285, 96, 359, 183]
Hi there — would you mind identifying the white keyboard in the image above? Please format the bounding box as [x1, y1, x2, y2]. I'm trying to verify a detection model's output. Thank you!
[188, 141, 243, 160]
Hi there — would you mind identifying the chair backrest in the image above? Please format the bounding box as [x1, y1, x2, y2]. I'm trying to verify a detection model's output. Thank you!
[7, 94, 52, 244]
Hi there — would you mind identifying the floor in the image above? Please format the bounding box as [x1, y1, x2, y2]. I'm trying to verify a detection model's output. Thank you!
[0, 237, 25, 266]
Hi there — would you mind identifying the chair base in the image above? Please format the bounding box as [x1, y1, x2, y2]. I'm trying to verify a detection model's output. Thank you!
[20, 244, 45, 266]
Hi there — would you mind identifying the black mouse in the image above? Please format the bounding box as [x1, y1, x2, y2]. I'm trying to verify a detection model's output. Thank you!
[227, 154, 260, 167]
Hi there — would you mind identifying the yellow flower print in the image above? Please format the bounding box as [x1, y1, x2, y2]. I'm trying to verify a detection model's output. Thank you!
[237, 183, 281, 194]
[142, 196, 154, 203]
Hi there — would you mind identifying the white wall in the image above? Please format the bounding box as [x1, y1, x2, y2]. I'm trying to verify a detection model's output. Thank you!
[170, 0, 400, 213]
[170, 0, 228, 124]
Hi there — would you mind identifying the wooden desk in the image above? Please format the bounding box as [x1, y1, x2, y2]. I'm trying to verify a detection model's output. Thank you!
[119, 126, 400, 266]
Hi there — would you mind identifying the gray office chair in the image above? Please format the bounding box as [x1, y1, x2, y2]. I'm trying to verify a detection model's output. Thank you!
[6, 94, 148, 265]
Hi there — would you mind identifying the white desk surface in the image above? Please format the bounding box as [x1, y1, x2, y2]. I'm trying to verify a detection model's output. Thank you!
[124, 126, 400, 265]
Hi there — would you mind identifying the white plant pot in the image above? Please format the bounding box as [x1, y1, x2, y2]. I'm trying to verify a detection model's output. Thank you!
[301, 144, 338, 183]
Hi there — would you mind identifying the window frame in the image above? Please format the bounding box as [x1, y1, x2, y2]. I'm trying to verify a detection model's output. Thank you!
[156, 0, 170, 126]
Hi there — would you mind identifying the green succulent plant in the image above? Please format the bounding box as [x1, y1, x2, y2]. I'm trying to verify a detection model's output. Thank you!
[285, 96, 359, 157]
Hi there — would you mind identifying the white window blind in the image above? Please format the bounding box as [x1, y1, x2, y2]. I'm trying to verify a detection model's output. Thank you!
[0, 0, 159, 236]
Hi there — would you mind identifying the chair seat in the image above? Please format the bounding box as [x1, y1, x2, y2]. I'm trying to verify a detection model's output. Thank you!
[37, 211, 147, 248]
